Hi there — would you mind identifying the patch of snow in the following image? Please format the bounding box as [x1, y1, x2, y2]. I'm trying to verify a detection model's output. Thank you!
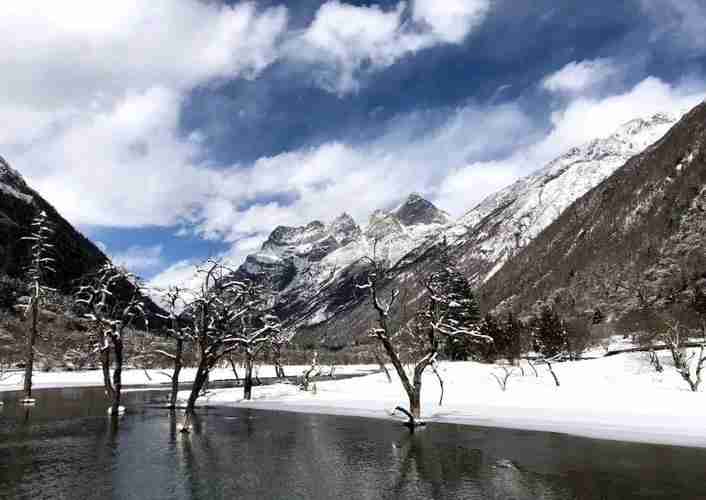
[178, 352, 706, 449]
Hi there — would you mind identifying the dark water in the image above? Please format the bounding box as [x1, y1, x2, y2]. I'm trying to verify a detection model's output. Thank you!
[1, 388, 706, 500]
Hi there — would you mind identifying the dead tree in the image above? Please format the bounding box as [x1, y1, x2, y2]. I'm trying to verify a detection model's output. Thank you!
[19, 210, 55, 404]
[269, 328, 292, 379]
[75, 264, 148, 415]
[154, 286, 194, 408]
[300, 351, 319, 391]
[661, 321, 706, 392]
[181, 260, 281, 430]
[358, 250, 491, 428]
[491, 366, 515, 391]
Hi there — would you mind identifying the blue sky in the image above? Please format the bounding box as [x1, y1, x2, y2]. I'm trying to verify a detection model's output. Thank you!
[1, 0, 705, 286]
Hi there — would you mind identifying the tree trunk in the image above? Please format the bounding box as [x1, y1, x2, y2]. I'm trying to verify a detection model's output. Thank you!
[101, 348, 115, 400]
[22, 300, 38, 400]
[186, 358, 210, 413]
[243, 353, 253, 400]
[169, 338, 183, 409]
[377, 335, 417, 417]
[111, 336, 123, 415]
[228, 356, 240, 381]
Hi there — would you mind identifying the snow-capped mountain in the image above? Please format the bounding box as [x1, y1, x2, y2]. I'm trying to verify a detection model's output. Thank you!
[481, 101, 706, 321]
[448, 112, 679, 284]
[298, 111, 682, 347]
[231, 193, 450, 327]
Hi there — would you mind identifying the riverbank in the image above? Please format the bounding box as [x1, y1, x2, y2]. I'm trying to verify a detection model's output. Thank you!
[0, 364, 374, 391]
[177, 350, 706, 449]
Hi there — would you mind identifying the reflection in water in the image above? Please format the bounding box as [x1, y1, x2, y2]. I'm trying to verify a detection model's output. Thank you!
[1, 386, 706, 499]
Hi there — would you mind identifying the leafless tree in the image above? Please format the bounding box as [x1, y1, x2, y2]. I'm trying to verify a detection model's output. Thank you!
[19, 209, 55, 403]
[491, 365, 515, 391]
[661, 320, 705, 392]
[358, 250, 491, 428]
[269, 328, 292, 379]
[300, 351, 319, 391]
[75, 263, 148, 415]
[154, 286, 194, 408]
[181, 260, 281, 430]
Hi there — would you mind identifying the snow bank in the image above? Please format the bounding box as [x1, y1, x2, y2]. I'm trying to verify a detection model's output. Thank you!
[178, 351, 706, 449]
[0, 364, 374, 392]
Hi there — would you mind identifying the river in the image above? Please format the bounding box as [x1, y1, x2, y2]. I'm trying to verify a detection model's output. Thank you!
[1, 386, 705, 499]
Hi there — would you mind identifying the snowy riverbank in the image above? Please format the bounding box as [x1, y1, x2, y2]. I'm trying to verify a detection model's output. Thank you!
[177, 351, 706, 449]
[3, 349, 706, 449]
[0, 364, 375, 392]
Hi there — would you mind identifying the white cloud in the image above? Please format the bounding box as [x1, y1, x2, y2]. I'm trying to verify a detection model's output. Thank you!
[112, 244, 165, 274]
[413, 0, 490, 43]
[440, 76, 706, 219]
[542, 58, 621, 94]
[534, 76, 705, 161]
[189, 102, 535, 242]
[286, 0, 491, 93]
[0, 1, 288, 227]
[640, 0, 706, 53]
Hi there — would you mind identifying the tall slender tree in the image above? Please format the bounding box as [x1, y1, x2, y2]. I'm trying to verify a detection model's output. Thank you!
[20, 209, 55, 404]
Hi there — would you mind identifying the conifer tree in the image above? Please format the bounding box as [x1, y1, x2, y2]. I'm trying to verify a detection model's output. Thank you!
[532, 305, 567, 357]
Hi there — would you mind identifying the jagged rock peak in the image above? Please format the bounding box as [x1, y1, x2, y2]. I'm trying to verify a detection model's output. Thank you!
[394, 192, 449, 226]
[0, 155, 32, 203]
[264, 220, 327, 248]
[328, 212, 361, 245]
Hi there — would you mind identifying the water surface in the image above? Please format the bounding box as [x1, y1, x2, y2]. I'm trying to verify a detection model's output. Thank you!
[1, 387, 705, 499]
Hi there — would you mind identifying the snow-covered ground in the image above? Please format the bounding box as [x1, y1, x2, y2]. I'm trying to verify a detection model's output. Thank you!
[176, 349, 706, 449]
[3, 348, 706, 449]
[0, 364, 374, 391]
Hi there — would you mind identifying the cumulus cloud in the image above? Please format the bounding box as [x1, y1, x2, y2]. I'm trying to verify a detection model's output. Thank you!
[189, 102, 536, 242]
[412, 0, 490, 43]
[286, 0, 491, 93]
[441, 76, 706, 218]
[542, 58, 621, 95]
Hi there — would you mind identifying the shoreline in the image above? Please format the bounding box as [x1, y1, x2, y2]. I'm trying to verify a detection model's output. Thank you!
[4, 353, 706, 449]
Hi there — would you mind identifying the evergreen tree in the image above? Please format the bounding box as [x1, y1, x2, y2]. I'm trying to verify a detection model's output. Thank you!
[503, 312, 525, 363]
[478, 313, 504, 362]
[428, 240, 481, 360]
[532, 305, 567, 357]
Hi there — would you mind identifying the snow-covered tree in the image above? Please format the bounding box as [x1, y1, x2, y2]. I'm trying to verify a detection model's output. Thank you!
[19, 209, 55, 403]
[358, 247, 490, 428]
[181, 260, 282, 429]
[75, 263, 148, 415]
[155, 286, 194, 408]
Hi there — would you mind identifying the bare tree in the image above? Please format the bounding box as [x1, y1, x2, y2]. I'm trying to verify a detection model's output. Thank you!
[75, 263, 148, 415]
[19, 210, 55, 404]
[491, 366, 515, 391]
[300, 351, 319, 391]
[358, 250, 491, 428]
[269, 328, 292, 379]
[154, 286, 194, 408]
[181, 260, 281, 430]
[661, 320, 706, 392]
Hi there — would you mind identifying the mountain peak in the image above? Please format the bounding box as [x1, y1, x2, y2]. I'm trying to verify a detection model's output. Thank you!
[328, 212, 361, 245]
[395, 193, 449, 226]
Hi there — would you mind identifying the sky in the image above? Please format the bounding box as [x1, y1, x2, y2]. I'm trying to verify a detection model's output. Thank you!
[1, 0, 705, 288]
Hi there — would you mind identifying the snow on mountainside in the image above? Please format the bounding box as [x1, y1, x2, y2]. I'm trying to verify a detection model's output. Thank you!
[0, 156, 33, 204]
[233, 193, 450, 326]
[304, 111, 683, 347]
[448, 112, 680, 284]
